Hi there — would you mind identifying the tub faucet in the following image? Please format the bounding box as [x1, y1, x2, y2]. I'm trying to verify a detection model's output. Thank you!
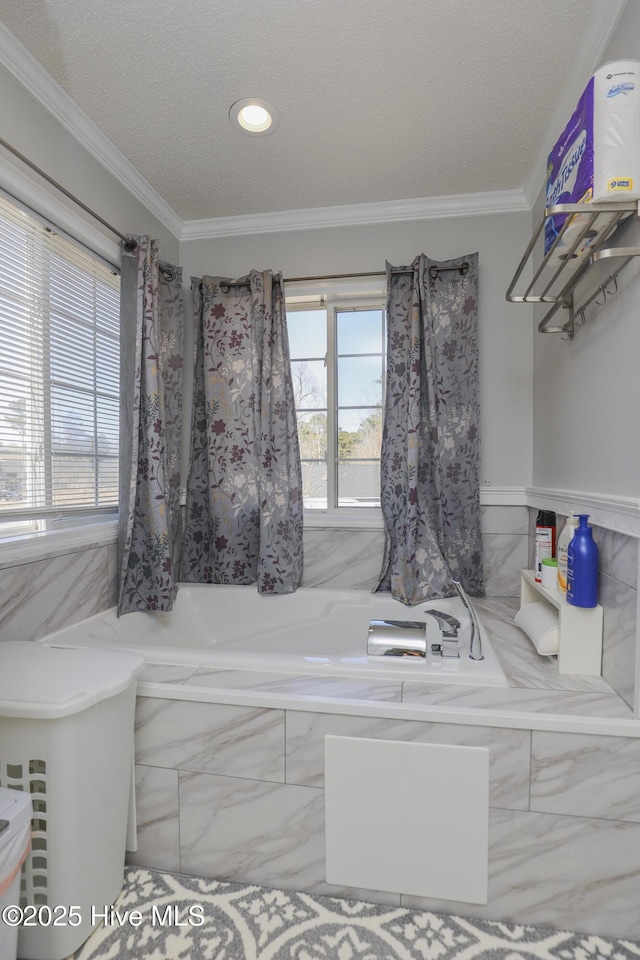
[451, 579, 484, 661]
[426, 610, 461, 658]
[367, 611, 460, 659]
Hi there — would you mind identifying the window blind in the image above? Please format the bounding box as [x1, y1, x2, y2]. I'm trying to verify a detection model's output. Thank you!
[0, 193, 120, 522]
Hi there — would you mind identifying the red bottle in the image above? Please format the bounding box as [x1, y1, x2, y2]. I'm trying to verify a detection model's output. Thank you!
[534, 510, 556, 583]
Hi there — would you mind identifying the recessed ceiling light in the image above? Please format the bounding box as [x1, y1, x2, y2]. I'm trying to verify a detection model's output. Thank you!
[229, 98, 278, 135]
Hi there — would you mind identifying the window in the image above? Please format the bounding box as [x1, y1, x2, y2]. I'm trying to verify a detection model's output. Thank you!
[286, 289, 386, 513]
[0, 193, 120, 535]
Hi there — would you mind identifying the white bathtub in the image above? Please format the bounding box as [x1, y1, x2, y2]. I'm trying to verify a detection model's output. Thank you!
[40, 584, 507, 687]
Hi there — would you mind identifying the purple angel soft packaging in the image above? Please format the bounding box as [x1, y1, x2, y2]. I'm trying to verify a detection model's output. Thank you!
[545, 59, 640, 266]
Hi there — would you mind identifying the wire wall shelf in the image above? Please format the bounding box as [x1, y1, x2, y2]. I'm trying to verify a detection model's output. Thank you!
[506, 200, 640, 340]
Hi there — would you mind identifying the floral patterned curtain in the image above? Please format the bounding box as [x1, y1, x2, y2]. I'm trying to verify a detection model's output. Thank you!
[180, 270, 303, 594]
[117, 236, 184, 614]
[376, 253, 483, 604]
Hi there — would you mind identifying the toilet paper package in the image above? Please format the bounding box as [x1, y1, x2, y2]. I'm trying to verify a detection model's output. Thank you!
[544, 59, 640, 265]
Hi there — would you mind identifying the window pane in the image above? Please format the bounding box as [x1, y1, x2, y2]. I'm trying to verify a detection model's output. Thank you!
[50, 254, 95, 319]
[337, 309, 384, 355]
[96, 286, 120, 334]
[97, 332, 119, 393]
[0, 447, 26, 504]
[297, 411, 327, 461]
[287, 309, 327, 359]
[291, 360, 327, 409]
[50, 316, 95, 390]
[52, 457, 97, 507]
[301, 462, 327, 508]
[0, 378, 32, 444]
[338, 409, 383, 460]
[97, 396, 119, 453]
[337, 461, 380, 506]
[288, 294, 385, 512]
[338, 356, 383, 407]
[52, 389, 95, 454]
[98, 457, 118, 502]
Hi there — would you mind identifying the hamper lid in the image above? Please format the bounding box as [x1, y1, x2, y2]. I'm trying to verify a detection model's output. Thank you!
[0, 642, 144, 719]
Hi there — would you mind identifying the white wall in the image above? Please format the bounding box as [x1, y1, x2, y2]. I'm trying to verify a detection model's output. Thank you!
[181, 209, 534, 489]
[532, 2, 640, 500]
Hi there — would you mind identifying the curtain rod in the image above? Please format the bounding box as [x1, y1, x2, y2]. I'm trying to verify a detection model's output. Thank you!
[0, 136, 137, 249]
[200, 262, 470, 288]
[283, 264, 470, 283]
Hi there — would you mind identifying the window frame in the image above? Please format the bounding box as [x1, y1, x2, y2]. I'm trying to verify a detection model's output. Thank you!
[286, 279, 386, 527]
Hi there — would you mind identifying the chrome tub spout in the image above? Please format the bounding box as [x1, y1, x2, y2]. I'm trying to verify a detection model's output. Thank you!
[451, 579, 484, 661]
[367, 611, 462, 659]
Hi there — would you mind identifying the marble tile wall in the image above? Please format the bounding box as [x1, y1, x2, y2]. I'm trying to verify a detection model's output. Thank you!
[0, 541, 118, 643]
[405, 808, 640, 935]
[129, 696, 640, 938]
[530, 730, 640, 821]
[2, 506, 632, 647]
[301, 528, 384, 591]
[302, 506, 528, 597]
[0, 508, 523, 644]
[480, 506, 528, 597]
[598, 527, 639, 710]
[179, 773, 326, 892]
[135, 698, 285, 781]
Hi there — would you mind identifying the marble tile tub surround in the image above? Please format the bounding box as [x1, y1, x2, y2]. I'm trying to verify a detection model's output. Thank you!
[0, 505, 524, 646]
[527, 508, 639, 710]
[302, 505, 528, 596]
[130, 702, 640, 937]
[0, 541, 118, 643]
[128, 598, 640, 939]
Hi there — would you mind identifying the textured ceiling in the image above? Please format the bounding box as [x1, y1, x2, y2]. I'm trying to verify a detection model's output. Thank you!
[0, 0, 595, 221]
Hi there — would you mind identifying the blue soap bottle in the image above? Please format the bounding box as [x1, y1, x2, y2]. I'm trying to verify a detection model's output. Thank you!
[566, 514, 599, 608]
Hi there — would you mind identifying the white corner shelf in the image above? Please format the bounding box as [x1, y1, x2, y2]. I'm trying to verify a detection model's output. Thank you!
[519, 570, 603, 676]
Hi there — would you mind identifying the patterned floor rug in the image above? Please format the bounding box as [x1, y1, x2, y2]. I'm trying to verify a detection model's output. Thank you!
[70, 866, 640, 960]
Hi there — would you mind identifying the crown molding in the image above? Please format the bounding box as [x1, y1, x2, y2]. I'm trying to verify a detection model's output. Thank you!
[521, 0, 629, 207]
[0, 23, 183, 240]
[181, 189, 530, 241]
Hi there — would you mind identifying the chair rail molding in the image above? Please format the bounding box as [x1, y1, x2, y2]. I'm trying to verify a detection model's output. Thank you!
[526, 486, 640, 538]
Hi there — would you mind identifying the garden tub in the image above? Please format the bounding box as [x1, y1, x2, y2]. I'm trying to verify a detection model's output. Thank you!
[40, 584, 507, 687]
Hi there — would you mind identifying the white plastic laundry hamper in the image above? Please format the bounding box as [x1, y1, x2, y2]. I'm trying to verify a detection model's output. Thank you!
[0, 642, 144, 960]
